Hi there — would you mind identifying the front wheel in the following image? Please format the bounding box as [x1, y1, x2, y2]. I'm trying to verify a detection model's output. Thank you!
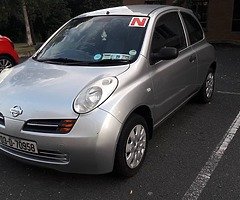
[114, 114, 149, 177]
[196, 69, 215, 103]
[0, 55, 15, 73]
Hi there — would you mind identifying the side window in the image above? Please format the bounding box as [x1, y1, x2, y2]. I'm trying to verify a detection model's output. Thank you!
[181, 12, 204, 45]
[151, 12, 187, 55]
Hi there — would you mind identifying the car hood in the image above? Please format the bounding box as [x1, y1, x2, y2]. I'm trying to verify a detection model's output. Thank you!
[0, 59, 129, 121]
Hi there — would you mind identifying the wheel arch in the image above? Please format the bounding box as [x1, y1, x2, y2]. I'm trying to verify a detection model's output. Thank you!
[209, 61, 217, 73]
[113, 105, 154, 176]
[121, 105, 154, 140]
[0, 53, 17, 65]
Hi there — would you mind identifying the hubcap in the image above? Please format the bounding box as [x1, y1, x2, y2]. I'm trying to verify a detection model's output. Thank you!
[0, 58, 13, 72]
[125, 125, 146, 169]
[206, 73, 214, 98]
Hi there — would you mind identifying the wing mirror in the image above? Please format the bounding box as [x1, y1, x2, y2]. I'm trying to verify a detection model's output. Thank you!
[150, 47, 179, 64]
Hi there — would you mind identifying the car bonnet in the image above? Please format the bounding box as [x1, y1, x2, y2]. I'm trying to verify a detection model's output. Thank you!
[0, 59, 129, 120]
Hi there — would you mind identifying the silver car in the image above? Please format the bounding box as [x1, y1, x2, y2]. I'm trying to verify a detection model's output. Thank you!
[0, 5, 216, 177]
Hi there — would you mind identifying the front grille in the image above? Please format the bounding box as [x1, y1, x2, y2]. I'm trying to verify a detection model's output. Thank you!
[23, 119, 61, 133]
[0, 144, 69, 164]
[0, 113, 4, 126]
[22, 119, 76, 134]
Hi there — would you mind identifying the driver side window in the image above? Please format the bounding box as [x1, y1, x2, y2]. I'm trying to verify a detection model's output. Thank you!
[150, 12, 187, 62]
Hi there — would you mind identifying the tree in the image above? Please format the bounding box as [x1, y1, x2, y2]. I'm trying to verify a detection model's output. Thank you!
[29, 0, 71, 41]
[0, 0, 123, 43]
[0, 0, 25, 42]
[22, 0, 33, 45]
[66, 0, 123, 17]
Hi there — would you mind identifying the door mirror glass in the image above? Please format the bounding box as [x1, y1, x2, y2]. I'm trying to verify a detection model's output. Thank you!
[150, 47, 178, 64]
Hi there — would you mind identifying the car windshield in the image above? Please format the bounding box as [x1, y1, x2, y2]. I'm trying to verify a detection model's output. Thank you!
[35, 16, 149, 66]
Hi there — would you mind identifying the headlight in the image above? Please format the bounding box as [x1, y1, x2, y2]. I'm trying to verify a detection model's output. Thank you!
[73, 77, 118, 114]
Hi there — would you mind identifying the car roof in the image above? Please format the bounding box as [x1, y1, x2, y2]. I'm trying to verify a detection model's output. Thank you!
[76, 5, 188, 18]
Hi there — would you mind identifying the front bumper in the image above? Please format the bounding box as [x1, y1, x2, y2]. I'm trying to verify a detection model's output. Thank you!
[0, 108, 122, 174]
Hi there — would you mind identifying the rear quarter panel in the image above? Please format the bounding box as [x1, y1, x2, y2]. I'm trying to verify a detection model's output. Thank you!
[193, 39, 216, 86]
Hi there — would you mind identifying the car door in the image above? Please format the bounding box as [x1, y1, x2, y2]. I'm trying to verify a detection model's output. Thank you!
[181, 12, 209, 87]
[149, 11, 198, 123]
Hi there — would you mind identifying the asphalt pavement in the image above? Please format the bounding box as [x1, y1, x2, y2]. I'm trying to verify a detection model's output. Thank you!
[1, 44, 240, 200]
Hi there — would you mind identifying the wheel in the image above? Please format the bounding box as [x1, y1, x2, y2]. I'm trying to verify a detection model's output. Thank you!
[0, 55, 15, 73]
[196, 69, 215, 103]
[114, 114, 149, 177]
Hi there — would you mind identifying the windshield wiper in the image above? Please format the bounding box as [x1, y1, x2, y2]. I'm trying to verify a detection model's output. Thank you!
[90, 59, 131, 65]
[35, 58, 131, 66]
[36, 58, 89, 65]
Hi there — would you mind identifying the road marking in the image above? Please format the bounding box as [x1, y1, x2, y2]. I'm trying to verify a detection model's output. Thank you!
[217, 91, 240, 96]
[182, 111, 240, 200]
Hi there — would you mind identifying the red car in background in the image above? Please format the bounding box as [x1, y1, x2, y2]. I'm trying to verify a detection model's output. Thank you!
[0, 35, 19, 72]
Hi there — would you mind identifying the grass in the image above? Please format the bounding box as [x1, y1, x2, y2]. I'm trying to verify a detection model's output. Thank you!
[15, 43, 36, 57]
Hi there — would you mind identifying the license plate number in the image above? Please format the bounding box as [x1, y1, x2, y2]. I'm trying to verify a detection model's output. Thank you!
[0, 133, 38, 154]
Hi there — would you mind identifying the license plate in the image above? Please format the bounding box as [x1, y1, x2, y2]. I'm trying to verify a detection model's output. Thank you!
[0, 133, 38, 154]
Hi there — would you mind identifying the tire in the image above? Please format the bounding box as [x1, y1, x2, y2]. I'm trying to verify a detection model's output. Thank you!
[0, 55, 15, 73]
[114, 114, 149, 177]
[196, 69, 215, 104]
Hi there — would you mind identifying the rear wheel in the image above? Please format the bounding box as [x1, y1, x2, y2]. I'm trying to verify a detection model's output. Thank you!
[114, 114, 149, 177]
[196, 69, 215, 103]
[0, 55, 15, 73]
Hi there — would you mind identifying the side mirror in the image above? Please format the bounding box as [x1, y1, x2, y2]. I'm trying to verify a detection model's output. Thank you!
[150, 47, 179, 64]
[35, 42, 44, 51]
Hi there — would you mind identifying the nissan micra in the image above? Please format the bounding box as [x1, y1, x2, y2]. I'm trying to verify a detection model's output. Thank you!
[0, 5, 216, 177]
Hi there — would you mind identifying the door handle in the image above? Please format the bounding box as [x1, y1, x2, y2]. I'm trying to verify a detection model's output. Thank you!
[189, 55, 197, 63]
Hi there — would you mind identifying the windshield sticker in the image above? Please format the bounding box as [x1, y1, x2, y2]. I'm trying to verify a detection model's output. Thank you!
[129, 50, 137, 56]
[102, 53, 130, 60]
[129, 17, 149, 28]
[101, 30, 107, 41]
[94, 54, 102, 60]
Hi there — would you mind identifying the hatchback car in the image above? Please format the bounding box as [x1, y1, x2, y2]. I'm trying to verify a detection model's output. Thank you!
[0, 5, 216, 177]
[0, 35, 19, 72]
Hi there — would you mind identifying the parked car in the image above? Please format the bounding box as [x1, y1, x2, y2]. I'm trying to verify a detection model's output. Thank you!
[0, 5, 216, 177]
[0, 35, 19, 72]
